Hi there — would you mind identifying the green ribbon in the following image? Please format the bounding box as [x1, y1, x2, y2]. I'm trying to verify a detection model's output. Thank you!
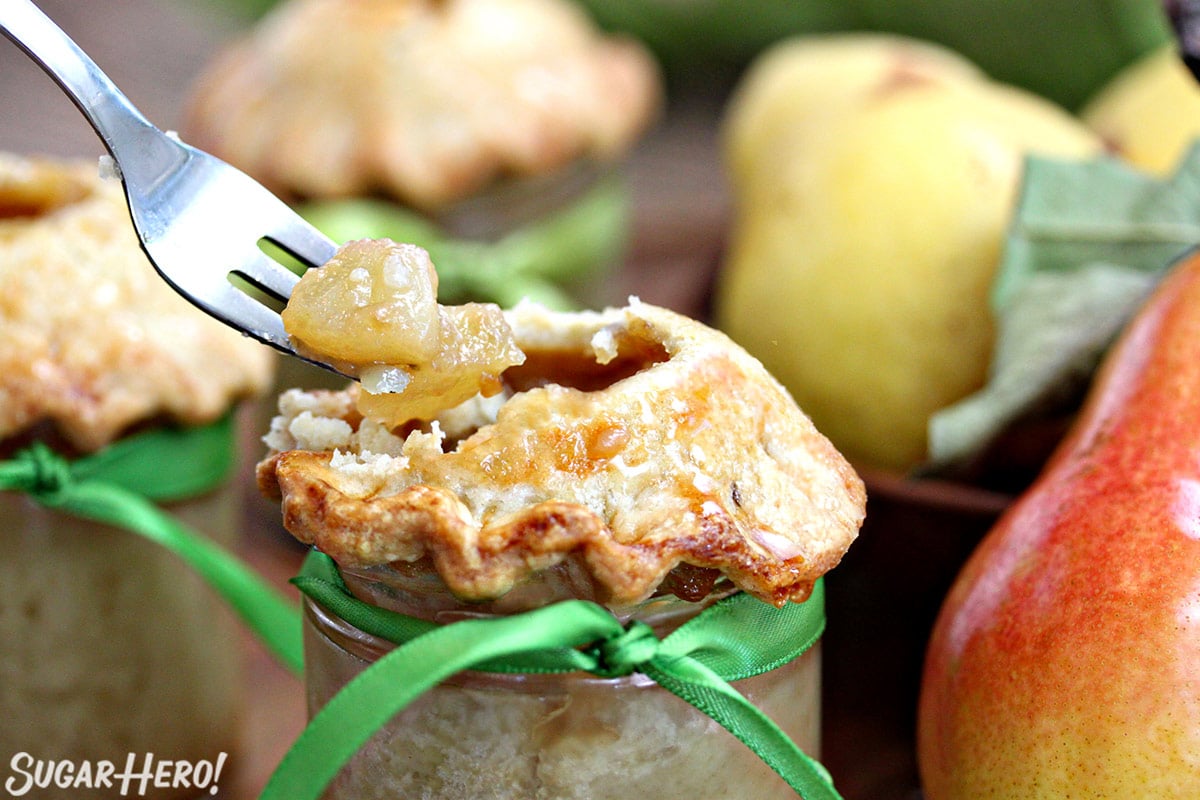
[0, 415, 303, 675]
[262, 549, 841, 800]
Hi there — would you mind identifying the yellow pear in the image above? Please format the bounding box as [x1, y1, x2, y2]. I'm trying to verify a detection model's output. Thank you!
[1081, 44, 1200, 175]
[714, 34, 1102, 471]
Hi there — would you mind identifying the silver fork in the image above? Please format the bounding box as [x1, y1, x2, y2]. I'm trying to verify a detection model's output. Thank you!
[0, 0, 343, 373]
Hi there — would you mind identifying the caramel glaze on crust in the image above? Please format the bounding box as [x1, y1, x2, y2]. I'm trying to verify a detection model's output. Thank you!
[258, 301, 865, 608]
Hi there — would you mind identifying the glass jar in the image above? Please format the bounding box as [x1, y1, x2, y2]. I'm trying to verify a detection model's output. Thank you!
[302, 562, 821, 800]
[0, 476, 242, 800]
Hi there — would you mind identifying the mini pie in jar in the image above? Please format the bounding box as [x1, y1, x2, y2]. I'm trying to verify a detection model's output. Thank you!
[258, 239, 865, 798]
[183, 0, 660, 227]
[0, 152, 274, 798]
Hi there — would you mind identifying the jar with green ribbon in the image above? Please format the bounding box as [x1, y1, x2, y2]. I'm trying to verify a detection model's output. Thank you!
[288, 551, 824, 799]
[0, 152, 283, 798]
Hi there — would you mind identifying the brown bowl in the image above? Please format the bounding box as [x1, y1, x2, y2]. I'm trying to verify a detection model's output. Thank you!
[821, 468, 1015, 800]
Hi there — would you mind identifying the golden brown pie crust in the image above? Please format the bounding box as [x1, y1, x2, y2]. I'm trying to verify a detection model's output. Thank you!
[258, 301, 864, 608]
[0, 153, 274, 452]
[184, 0, 661, 212]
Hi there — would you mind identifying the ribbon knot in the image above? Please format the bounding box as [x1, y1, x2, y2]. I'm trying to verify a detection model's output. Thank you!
[16, 442, 73, 500]
[589, 619, 659, 677]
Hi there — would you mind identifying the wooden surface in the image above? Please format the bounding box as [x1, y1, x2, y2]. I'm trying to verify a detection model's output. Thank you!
[0, 3, 980, 797]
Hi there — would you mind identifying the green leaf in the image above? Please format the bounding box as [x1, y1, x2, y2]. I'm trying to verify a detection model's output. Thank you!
[991, 150, 1200, 311]
[927, 144, 1200, 472]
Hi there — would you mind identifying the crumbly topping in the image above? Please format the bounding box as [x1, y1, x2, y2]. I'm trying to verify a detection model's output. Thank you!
[184, 0, 661, 212]
[0, 153, 274, 452]
[259, 301, 865, 608]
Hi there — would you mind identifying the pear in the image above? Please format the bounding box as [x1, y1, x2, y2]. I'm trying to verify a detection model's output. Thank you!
[1081, 44, 1200, 176]
[714, 34, 1101, 471]
[917, 248, 1200, 798]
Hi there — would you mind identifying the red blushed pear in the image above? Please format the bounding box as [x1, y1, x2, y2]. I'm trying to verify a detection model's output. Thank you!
[918, 248, 1200, 798]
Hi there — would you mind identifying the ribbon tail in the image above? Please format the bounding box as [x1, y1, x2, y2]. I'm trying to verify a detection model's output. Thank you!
[643, 655, 843, 800]
[55, 480, 304, 675]
[259, 601, 620, 800]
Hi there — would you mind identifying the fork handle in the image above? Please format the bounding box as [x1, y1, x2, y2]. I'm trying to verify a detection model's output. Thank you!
[0, 0, 183, 186]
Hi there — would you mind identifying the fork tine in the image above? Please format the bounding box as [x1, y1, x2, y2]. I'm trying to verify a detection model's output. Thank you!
[205, 280, 292, 351]
[265, 214, 339, 272]
[232, 247, 302, 301]
[232, 164, 338, 271]
[210, 282, 346, 377]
